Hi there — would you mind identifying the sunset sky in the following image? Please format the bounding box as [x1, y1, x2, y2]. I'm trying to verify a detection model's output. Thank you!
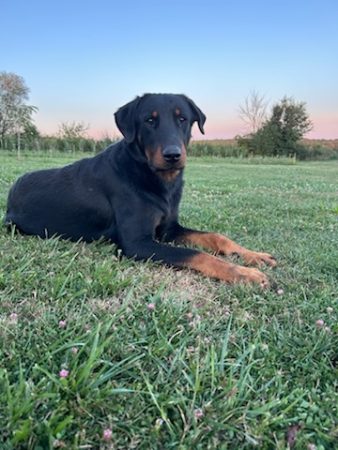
[2, 0, 338, 140]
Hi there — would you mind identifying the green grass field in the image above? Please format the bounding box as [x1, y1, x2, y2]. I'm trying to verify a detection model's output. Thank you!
[0, 153, 337, 449]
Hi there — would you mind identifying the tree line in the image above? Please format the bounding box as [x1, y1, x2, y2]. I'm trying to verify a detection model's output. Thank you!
[0, 72, 116, 154]
[1, 71, 336, 159]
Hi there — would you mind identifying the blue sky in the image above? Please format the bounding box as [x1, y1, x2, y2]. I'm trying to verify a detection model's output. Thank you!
[2, 0, 338, 139]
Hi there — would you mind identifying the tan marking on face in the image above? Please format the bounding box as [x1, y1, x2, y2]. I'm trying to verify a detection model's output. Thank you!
[145, 146, 164, 167]
[151, 111, 158, 118]
[179, 143, 187, 166]
[175, 108, 181, 116]
[157, 170, 181, 182]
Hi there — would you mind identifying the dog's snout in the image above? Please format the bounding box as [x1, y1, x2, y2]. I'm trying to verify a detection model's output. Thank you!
[162, 145, 181, 162]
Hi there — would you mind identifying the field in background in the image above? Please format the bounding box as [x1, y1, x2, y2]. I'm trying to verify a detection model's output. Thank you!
[1, 138, 338, 161]
[0, 153, 337, 449]
[189, 139, 338, 160]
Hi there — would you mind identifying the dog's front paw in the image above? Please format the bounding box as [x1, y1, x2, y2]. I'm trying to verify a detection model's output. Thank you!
[242, 251, 277, 268]
[233, 266, 270, 289]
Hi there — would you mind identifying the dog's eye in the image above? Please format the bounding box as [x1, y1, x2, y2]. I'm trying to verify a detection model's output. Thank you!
[178, 116, 187, 123]
[145, 117, 156, 125]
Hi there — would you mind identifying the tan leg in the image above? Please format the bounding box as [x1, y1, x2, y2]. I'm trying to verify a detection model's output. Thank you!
[185, 252, 270, 288]
[178, 232, 277, 268]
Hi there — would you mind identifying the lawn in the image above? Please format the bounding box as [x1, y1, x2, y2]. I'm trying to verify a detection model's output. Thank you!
[0, 152, 337, 450]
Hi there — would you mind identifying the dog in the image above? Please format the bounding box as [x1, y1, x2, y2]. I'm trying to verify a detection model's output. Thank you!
[5, 93, 276, 286]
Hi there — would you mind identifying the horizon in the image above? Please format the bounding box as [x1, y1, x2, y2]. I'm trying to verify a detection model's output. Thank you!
[2, 0, 338, 140]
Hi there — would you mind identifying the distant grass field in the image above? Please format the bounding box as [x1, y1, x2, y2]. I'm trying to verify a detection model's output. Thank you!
[0, 152, 337, 450]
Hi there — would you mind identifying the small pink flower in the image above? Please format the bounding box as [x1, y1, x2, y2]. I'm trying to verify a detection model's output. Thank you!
[9, 312, 18, 321]
[147, 303, 155, 311]
[194, 408, 204, 420]
[71, 347, 78, 354]
[102, 428, 112, 441]
[58, 320, 67, 329]
[276, 288, 284, 296]
[315, 319, 324, 328]
[59, 369, 69, 378]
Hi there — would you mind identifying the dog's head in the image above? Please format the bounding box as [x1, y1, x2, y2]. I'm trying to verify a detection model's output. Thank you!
[115, 93, 206, 180]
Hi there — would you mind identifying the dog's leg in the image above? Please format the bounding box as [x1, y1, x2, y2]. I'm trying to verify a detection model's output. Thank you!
[185, 251, 270, 287]
[120, 239, 269, 288]
[173, 228, 276, 268]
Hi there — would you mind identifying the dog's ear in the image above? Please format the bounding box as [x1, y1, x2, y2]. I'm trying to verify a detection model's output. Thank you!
[182, 95, 206, 135]
[114, 97, 141, 143]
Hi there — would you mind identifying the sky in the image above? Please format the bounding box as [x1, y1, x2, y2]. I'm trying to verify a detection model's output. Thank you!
[1, 0, 338, 140]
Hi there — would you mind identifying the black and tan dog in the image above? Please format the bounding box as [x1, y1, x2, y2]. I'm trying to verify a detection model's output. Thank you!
[5, 94, 276, 286]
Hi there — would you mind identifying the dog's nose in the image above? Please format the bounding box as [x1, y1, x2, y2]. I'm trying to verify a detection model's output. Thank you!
[162, 145, 181, 162]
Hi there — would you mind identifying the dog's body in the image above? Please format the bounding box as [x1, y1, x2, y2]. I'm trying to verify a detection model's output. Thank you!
[5, 94, 276, 286]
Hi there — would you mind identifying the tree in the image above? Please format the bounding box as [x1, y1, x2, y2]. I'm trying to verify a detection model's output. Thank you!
[238, 96, 313, 157]
[0, 72, 38, 149]
[21, 122, 40, 150]
[58, 121, 89, 140]
[271, 96, 312, 151]
[58, 121, 89, 152]
[238, 90, 269, 134]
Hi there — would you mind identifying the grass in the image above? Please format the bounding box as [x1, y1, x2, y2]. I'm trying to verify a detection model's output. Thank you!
[0, 152, 337, 449]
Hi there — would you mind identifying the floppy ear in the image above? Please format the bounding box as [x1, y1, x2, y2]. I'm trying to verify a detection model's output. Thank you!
[114, 96, 141, 143]
[182, 95, 206, 134]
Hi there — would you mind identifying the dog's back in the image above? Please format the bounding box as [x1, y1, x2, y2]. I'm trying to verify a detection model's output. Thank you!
[5, 149, 117, 241]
